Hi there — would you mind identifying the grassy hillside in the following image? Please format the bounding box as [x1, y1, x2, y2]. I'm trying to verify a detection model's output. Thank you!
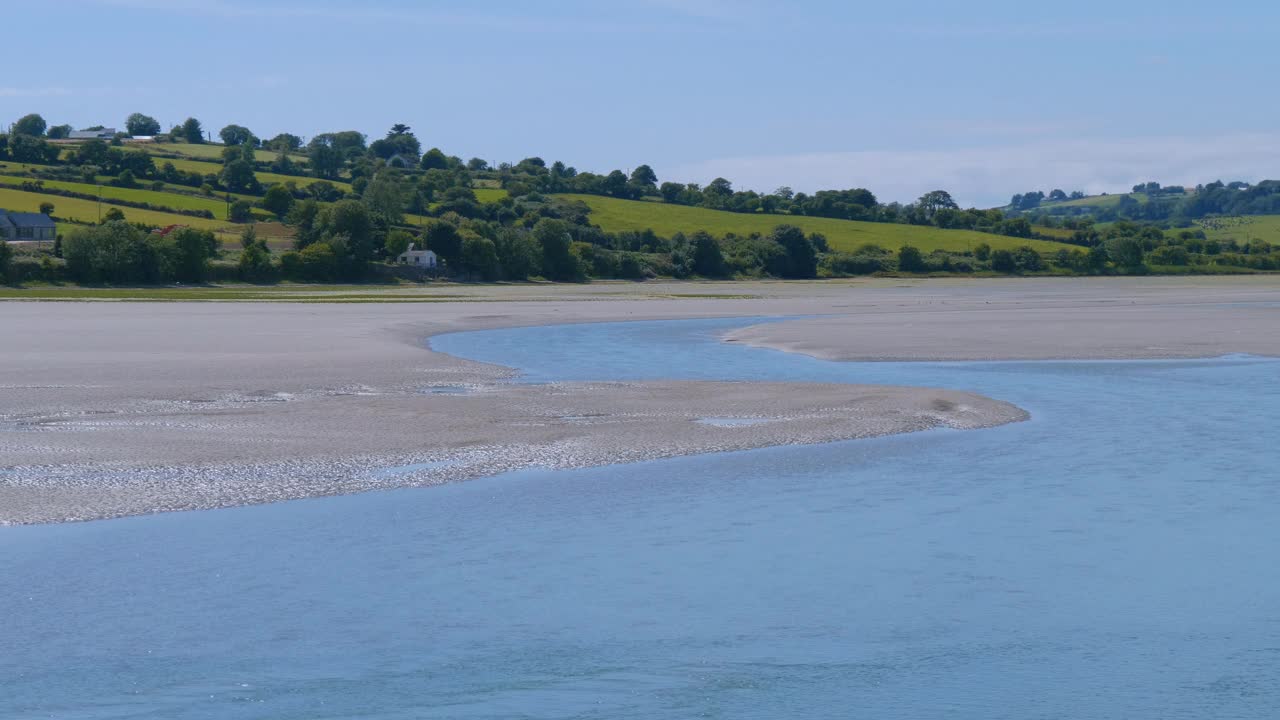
[1041, 193, 1144, 210]
[560, 194, 1072, 254]
[1184, 215, 1280, 244]
[148, 142, 288, 161]
[0, 187, 229, 232]
[0, 174, 257, 217]
[152, 156, 349, 191]
[473, 188, 507, 203]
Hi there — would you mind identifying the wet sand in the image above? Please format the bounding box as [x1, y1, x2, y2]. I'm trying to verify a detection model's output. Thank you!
[3, 276, 1277, 524]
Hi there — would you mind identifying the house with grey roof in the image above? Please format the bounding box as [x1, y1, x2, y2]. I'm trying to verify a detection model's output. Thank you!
[0, 210, 56, 242]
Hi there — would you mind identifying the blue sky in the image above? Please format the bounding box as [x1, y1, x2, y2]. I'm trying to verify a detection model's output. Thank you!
[4, 0, 1279, 206]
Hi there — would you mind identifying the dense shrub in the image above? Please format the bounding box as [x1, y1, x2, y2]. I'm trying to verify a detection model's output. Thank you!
[897, 245, 926, 273]
[822, 251, 888, 275]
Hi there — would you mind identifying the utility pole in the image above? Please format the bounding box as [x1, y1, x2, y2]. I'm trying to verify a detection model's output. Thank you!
[97, 182, 102, 223]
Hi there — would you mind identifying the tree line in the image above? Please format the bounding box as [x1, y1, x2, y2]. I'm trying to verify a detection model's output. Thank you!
[6, 110, 1280, 285]
[1010, 179, 1280, 224]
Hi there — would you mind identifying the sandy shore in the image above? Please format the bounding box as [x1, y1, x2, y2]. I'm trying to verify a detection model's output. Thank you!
[723, 276, 1280, 361]
[4, 276, 1277, 524]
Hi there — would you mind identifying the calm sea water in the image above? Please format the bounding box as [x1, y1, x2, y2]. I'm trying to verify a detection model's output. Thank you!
[4, 318, 1280, 719]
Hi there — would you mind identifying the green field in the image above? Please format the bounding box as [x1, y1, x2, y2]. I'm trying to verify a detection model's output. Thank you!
[149, 156, 352, 192]
[1040, 193, 1144, 210]
[473, 188, 507, 203]
[560, 195, 1073, 254]
[140, 142, 232, 160]
[130, 141, 310, 165]
[1182, 215, 1280, 245]
[0, 175, 240, 216]
[0, 187, 230, 232]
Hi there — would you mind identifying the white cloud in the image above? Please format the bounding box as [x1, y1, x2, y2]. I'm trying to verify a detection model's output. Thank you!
[667, 134, 1280, 207]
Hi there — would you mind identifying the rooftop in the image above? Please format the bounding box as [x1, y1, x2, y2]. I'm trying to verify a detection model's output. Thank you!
[0, 209, 56, 228]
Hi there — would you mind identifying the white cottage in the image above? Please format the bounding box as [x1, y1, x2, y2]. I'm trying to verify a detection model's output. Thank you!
[396, 243, 437, 268]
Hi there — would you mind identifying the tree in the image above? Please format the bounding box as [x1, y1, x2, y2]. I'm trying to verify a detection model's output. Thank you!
[532, 218, 583, 281]
[287, 199, 322, 247]
[494, 228, 539, 280]
[1149, 245, 1190, 266]
[63, 221, 158, 283]
[705, 177, 733, 201]
[165, 227, 220, 282]
[0, 238, 11, 281]
[261, 185, 295, 218]
[897, 245, 927, 273]
[384, 229, 413, 258]
[467, 157, 489, 171]
[690, 230, 726, 277]
[917, 190, 959, 218]
[296, 242, 339, 281]
[314, 130, 367, 159]
[181, 117, 205, 144]
[39, 202, 55, 216]
[458, 232, 500, 280]
[13, 114, 47, 137]
[420, 147, 449, 170]
[9, 134, 59, 163]
[1107, 236, 1145, 270]
[424, 220, 462, 263]
[103, 207, 126, 222]
[371, 125, 420, 160]
[221, 159, 259, 194]
[1012, 246, 1044, 272]
[361, 172, 406, 226]
[320, 200, 375, 261]
[308, 142, 343, 179]
[659, 182, 684, 203]
[229, 200, 254, 223]
[236, 227, 274, 281]
[265, 133, 303, 152]
[219, 124, 256, 146]
[768, 225, 817, 278]
[1087, 243, 1109, 271]
[47, 124, 72, 139]
[603, 170, 629, 198]
[126, 113, 161, 136]
[629, 164, 658, 189]
[990, 249, 1016, 273]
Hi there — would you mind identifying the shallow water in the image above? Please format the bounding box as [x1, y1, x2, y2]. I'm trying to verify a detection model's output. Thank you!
[4, 318, 1280, 719]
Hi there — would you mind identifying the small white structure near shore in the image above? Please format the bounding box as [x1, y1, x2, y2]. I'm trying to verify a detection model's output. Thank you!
[396, 244, 437, 268]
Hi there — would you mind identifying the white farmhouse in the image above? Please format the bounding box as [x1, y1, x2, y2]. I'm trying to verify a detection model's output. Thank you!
[396, 243, 437, 268]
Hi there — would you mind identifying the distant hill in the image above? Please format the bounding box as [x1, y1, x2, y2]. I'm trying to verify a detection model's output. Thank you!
[560, 194, 1073, 254]
[1004, 181, 1280, 223]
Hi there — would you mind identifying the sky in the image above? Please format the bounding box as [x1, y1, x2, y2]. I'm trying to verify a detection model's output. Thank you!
[4, 0, 1279, 207]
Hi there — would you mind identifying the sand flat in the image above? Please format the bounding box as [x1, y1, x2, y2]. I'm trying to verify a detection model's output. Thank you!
[4, 276, 1277, 524]
[723, 276, 1280, 361]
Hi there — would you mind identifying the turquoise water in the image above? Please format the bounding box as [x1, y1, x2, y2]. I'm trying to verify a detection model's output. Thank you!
[4, 318, 1280, 719]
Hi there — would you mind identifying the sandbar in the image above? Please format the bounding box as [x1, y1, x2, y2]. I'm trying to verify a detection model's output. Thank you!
[5, 276, 1277, 524]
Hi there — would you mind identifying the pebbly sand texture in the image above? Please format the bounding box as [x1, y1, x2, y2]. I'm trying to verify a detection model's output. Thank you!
[3, 276, 1278, 524]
